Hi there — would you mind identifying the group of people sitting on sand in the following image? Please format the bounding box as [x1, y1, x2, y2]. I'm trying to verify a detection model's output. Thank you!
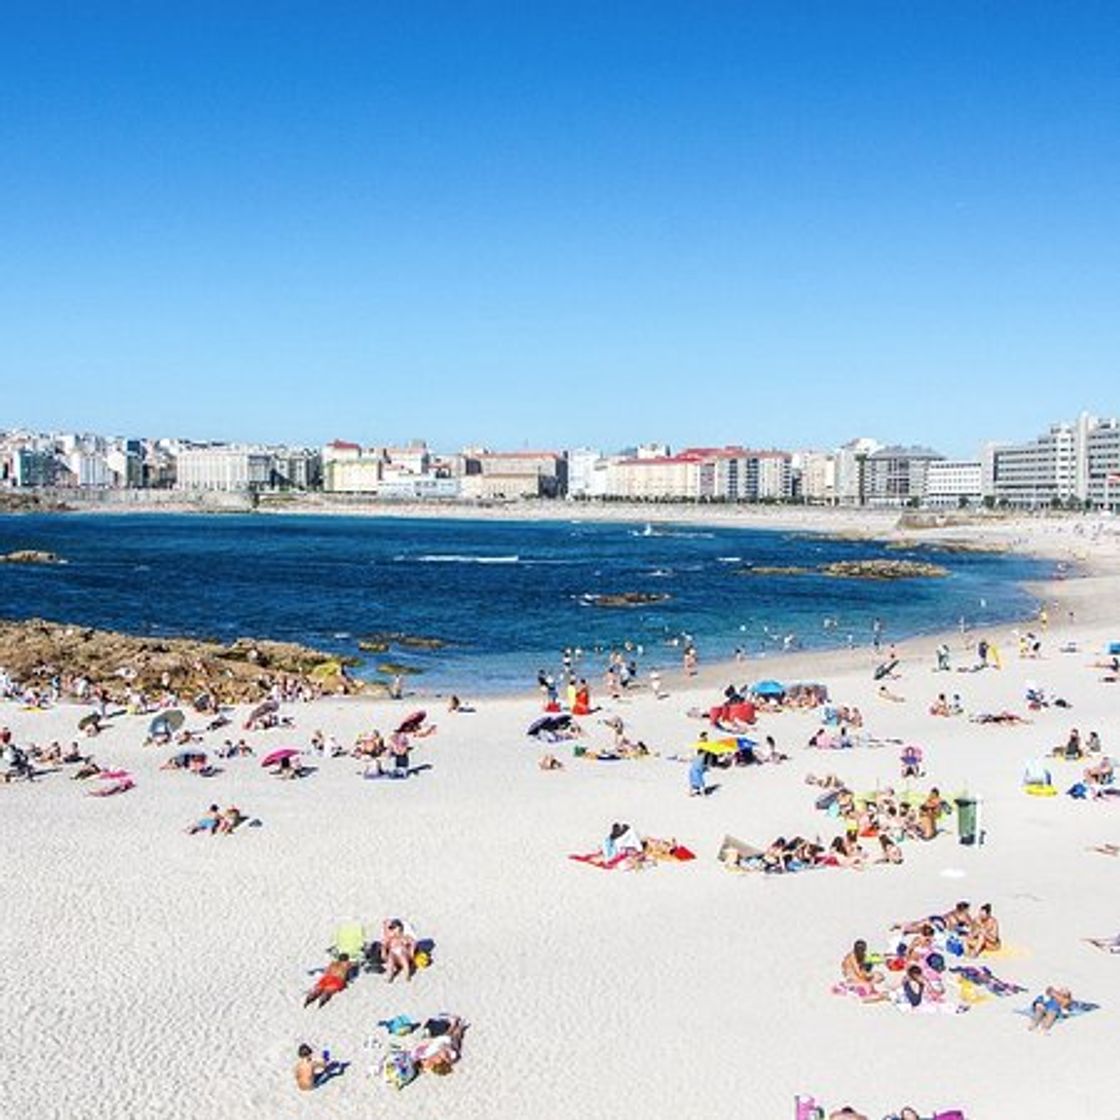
[2, 731, 94, 781]
[837, 901, 1004, 1013]
[1051, 726, 1101, 761]
[817, 783, 950, 844]
[928, 692, 964, 717]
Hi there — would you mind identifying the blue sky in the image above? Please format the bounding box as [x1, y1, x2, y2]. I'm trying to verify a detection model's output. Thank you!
[1, 2, 1117, 456]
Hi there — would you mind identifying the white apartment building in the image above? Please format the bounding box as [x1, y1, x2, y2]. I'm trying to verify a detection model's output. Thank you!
[754, 452, 793, 501]
[924, 460, 983, 508]
[175, 446, 273, 491]
[567, 448, 610, 498]
[987, 412, 1120, 508]
[324, 457, 382, 493]
[66, 450, 113, 488]
[793, 451, 838, 504]
[606, 456, 703, 500]
[834, 437, 882, 505]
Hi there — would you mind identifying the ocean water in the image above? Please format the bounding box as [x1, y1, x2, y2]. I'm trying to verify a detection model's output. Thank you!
[0, 513, 1050, 693]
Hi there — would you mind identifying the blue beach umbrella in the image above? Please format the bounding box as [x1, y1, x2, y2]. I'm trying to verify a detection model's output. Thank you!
[750, 679, 786, 697]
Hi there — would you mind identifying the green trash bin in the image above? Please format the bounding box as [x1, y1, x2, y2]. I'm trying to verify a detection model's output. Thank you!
[955, 796, 978, 845]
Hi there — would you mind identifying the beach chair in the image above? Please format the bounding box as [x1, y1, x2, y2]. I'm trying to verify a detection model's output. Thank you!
[331, 922, 368, 963]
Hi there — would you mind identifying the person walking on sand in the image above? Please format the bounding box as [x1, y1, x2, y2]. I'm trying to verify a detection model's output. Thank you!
[689, 750, 708, 796]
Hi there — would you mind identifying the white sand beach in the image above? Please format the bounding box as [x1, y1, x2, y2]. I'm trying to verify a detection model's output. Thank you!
[3, 516, 1120, 1119]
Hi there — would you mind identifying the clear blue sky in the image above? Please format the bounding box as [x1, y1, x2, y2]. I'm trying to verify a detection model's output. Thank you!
[2, 2, 1117, 456]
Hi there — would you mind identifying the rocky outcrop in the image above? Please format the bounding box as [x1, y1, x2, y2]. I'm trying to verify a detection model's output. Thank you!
[1, 550, 64, 565]
[584, 592, 670, 608]
[359, 631, 448, 651]
[820, 559, 948, 580]
[0, 618, 381, 703]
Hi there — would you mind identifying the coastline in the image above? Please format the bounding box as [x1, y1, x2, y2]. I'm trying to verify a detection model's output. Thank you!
[4, 504, 1117, 703]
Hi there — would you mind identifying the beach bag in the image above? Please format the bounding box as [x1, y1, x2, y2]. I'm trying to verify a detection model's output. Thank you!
[946, 935, 965, 957]
[381, 1049, 418, 1090]
[1068, 782, 1088, 800]
[794, 1095, 824, 1120]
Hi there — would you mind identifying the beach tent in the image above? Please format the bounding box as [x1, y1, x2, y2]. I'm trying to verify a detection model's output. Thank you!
[149, 710, 185, 736]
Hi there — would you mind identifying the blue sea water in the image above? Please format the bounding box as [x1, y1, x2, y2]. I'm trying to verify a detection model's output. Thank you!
[0, 513, 1050, 693]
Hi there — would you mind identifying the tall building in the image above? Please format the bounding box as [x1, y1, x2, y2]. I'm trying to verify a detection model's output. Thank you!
[793, 451, 837, 504]
[567, 448, 610, 498]
[175, 445, 274, 491]
[834, 437, 883, 505]
[988, 412, 1119, 508]
[863, 446, 944, 507]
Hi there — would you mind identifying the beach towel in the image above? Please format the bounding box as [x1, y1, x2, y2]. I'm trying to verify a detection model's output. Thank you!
[381, 1048, 418, 1090]
[568, 851, 631, 870]
[1085, 936, 1120, 954]
[377, 1015, 419, 1036]
[949, 965, 1026, 997]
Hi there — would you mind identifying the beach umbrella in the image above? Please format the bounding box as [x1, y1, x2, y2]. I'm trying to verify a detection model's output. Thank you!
[750, 679, 785, 697]
[873, 660, 899, 681]
[78, 712, 101, 731]
[248, 698, 279, 722]
[527, 713, 571, 738]
[162, 709, 186, 731]
[260, 747, 299, 768]
[395, 710, 427, 735]
[695, 738, 737, 755]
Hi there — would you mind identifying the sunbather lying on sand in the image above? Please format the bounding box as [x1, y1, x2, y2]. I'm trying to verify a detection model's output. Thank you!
[304, 956, 351, 1008]
[971, 710, 1029, 724]
[1028, 986, 1073, 1032]
[878, 685, 906, 703]
[186, 804, 222, 835]
[895, 900, 974, 936]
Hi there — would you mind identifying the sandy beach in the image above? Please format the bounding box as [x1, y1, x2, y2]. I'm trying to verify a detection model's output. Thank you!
[3, 514, 1120, 1119]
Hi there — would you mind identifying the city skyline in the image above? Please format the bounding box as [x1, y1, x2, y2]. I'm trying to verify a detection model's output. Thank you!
[3, 4, 1119, 455]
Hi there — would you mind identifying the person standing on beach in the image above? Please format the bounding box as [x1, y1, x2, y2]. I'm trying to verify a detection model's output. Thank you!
[689, 750, 708, 796]
[872, 618, 883, 653]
